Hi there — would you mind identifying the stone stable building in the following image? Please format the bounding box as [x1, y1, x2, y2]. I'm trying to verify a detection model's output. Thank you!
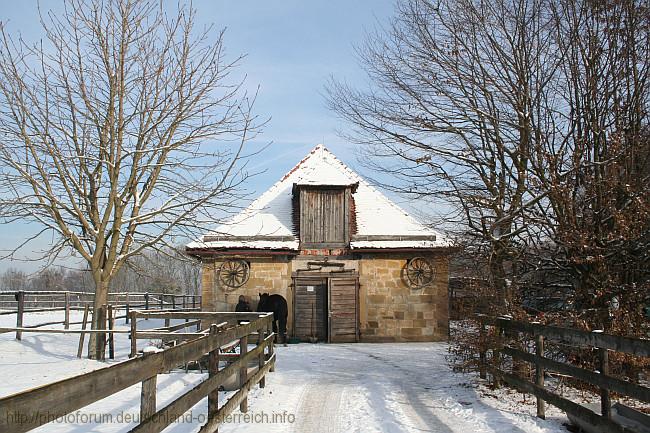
[187, 145, 453, 342]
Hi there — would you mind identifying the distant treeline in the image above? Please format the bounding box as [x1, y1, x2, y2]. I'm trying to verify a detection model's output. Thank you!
[1, 249, 200, 295]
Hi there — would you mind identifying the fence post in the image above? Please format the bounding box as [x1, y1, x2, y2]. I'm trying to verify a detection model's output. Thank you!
[492, 324, 502, 388]
[64, 291, 70, 330]
[172, 295, 176, 310]
[208, 324, 220, 420]
[77, 305, 90, 358]
[511, 330, 525, 377]
[140, 372, 157, 421]
[239, 334, 248, 413]
[258, 326, 266, 388]
[182, 295, 186, 310]
[267, 317, 275, 373]
[107, 305, 115, 360]
[479, 319, 487, 379]
[192, 295, 196, 309]
[130, 311, 138, 358]
[599, 347, 611, 420]
[15, 290, 24, 340]
[144, 292, 149, 311]
[535, 334, 545, 419]
[159, 294, 164, 310]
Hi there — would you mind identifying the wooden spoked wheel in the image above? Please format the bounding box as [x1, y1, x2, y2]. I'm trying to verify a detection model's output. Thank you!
[218, 259, 250, 289]
[405, 257, 434, 288]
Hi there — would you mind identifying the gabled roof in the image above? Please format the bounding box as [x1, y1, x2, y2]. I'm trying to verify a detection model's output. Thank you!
[186, 145, 451, 252]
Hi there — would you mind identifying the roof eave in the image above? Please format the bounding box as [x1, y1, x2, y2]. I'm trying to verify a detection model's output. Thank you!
[351, 246, 459, 253]
[185, 247, 299, 258]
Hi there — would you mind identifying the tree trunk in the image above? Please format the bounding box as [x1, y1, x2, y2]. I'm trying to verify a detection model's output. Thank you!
[490, 246, 510, 312]
[88, 274, 109, 360]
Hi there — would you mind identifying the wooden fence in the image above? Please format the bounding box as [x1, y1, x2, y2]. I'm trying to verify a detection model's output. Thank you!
[0, 290, 201, 341]
[0, 290, 201, 314]
[478, 315, 650, 433]
[0, 311, 275, 433]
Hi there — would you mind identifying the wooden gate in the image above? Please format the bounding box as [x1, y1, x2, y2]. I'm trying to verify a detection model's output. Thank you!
[328, 277, 359, 343]
[293, 277, 328, 341]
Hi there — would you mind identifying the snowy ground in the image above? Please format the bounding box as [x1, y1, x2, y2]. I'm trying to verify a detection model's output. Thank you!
[0, 311, 571, 432]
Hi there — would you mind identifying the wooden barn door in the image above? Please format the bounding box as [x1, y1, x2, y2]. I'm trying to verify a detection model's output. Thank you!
[293, 277, 328, 341]
[328, 277, 359, 343]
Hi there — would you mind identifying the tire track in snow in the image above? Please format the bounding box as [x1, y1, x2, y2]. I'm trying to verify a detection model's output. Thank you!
[357, 350, 454, 433]
[345, 347, 531, 433]
[293, 380, 343, 433]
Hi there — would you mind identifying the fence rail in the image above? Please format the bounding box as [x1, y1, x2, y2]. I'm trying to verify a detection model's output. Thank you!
[0, 312, 275, 433]
[0, 290, 201, 347]
[478, 315, 650, 433]
[0, 290, 201, 312]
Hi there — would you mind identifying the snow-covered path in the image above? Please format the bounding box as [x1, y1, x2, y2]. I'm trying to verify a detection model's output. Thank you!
[236, 343, 568, 433]
[0, 312, 570, 433]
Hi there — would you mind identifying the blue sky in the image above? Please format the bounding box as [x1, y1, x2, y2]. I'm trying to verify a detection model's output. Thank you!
[0, 1, 404, 272]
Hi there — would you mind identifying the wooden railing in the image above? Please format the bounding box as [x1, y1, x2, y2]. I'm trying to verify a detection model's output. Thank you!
[0, 290, 201, 340]
[0, 312, 275, 433]
[0, 290, 201, 313]
[478, 315, 650, 433]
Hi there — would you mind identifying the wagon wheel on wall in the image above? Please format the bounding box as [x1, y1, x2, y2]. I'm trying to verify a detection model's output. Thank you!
[218, 259, 250, 289]
[405, 257, 435, 288]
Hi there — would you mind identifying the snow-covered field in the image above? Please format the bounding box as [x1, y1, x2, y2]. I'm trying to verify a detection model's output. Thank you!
[0, 311, 570, 432]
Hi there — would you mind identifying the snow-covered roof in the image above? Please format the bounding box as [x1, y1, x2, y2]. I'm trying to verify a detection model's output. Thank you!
[186, 145, 452, 252]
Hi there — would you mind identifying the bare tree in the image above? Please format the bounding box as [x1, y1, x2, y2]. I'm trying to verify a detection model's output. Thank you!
[109, 248, 200, 295]
[333, 0, 649, 382]
[0, 0, 262, 357]
[327, 0, 559, 308]
[62, 268, 94, 292]
[526, 0, 650, 320]
[29, 267, 66, 291]
[328, 0, 649, 322]
[1, 267, 28, 291]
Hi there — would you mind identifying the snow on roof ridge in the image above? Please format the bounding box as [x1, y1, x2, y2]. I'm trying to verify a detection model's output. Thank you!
[279, 144, 325, 182]
[202, 144, 329, 237]
[310, 147, 437, 235]
[280, 145, 423, 229]
[201, 143, 445, 242]
[229, 144, 357, 222]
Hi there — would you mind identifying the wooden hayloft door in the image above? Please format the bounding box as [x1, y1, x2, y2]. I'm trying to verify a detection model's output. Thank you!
[328, 277, 359, 343]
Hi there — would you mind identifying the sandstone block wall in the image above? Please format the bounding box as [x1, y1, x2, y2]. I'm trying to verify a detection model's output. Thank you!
[201, 252, 450, 342]
[358, 254, 449, 342]
[201, 256, 293, 331]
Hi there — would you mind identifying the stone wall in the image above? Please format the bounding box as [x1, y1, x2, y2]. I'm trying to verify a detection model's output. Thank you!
[358, 253, 449, 342]
[201, 256, 293, 330]
[201, 252, 450, 342]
